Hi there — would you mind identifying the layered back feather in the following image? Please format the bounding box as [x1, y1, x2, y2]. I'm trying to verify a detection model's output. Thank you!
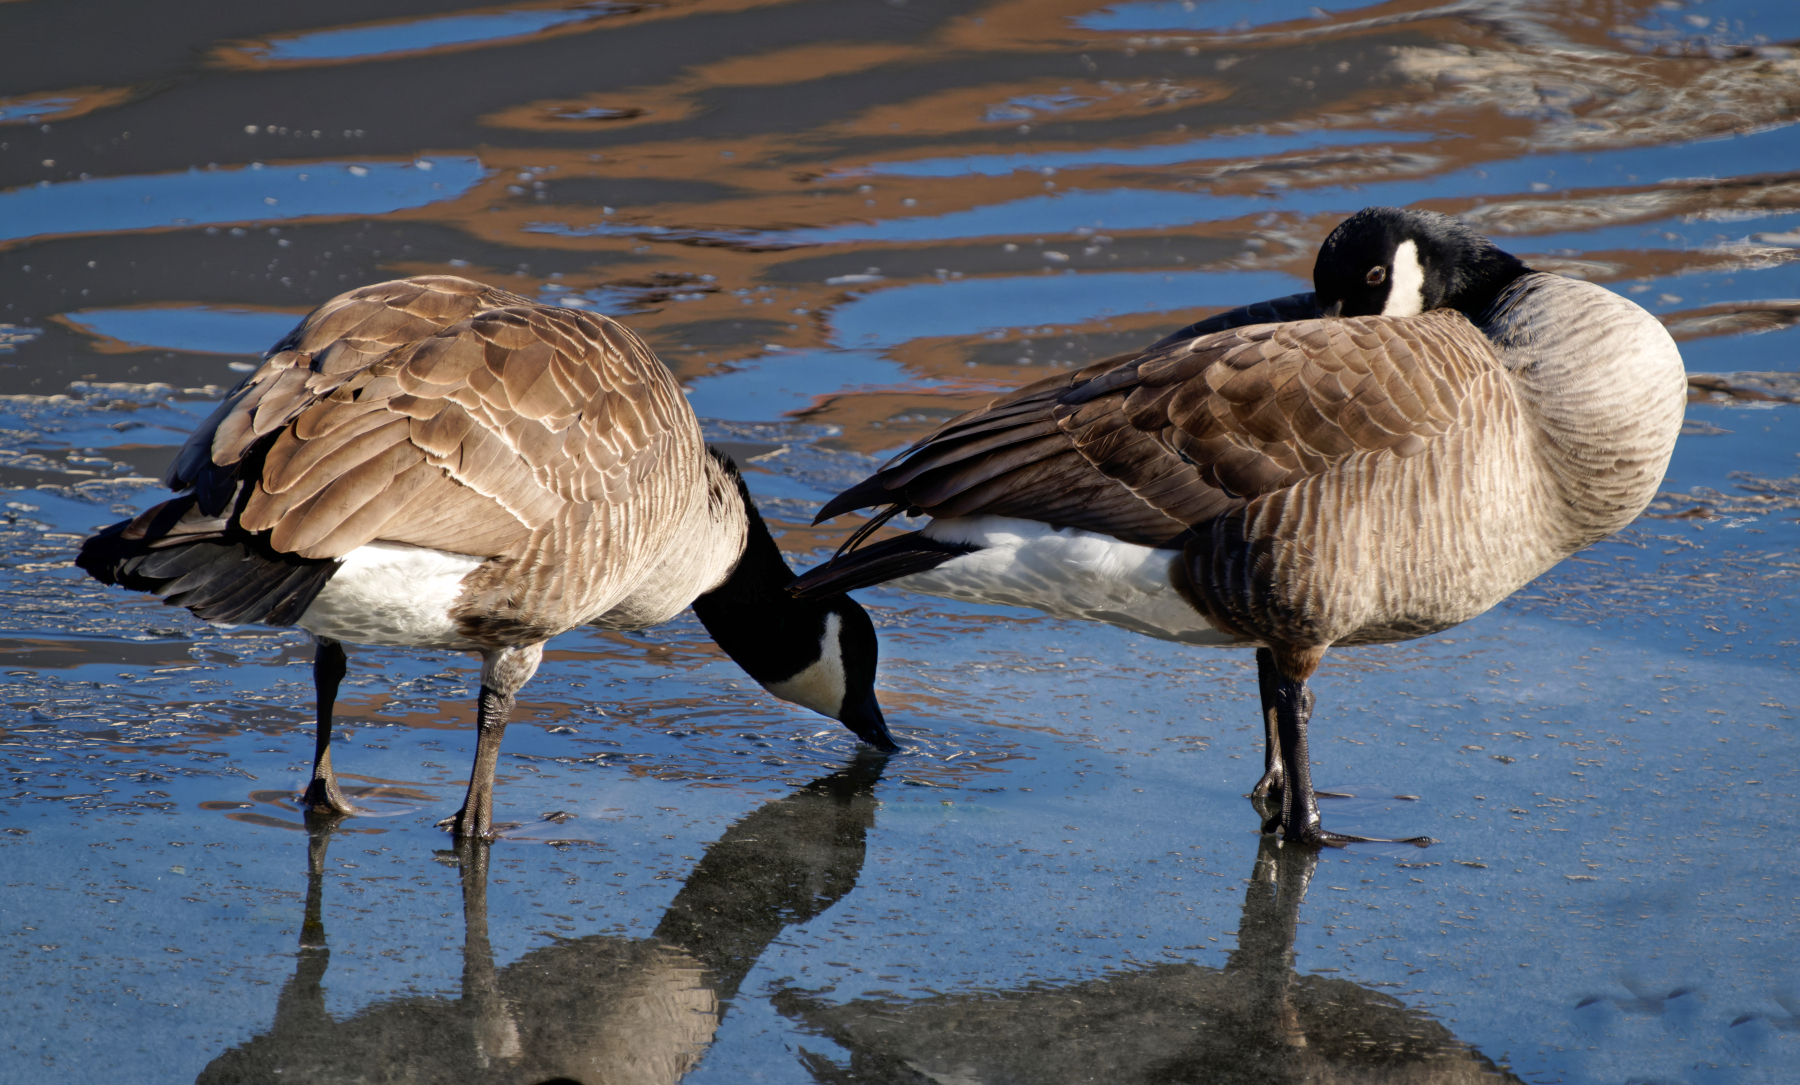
[87, 276, 709, 643]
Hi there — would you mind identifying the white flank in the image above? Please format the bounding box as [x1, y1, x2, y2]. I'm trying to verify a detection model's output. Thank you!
[765, 611, 847, 718]
[300, 542, 485, 650]
[1382, 239, 1426, 317]
[895, 516, 1240, 647]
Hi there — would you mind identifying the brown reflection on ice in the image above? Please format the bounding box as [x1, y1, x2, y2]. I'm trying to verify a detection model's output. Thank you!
[198, 752, 886, 1084]
[0, 84, 140, 126]
[778, 836, 1522, 1085]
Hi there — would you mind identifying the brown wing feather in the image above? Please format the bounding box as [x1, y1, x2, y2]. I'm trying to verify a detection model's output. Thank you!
[820, 306, 1498, 548]
[169, 276, 530, 499]
[167, 280, 700, 640]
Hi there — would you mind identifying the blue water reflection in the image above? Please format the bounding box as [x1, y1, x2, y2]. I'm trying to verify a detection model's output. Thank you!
[790, 125, 1800, 245]
[686, 348, 911, 421]
[1618, 0, 1800, 51]
[0, 158, 485, 243]
[1079, 0, 1371, 32]
[62, 308, 301, 356]
[0, 95, 78, 124]
[249, 3, 628, 62]
[832, 268, 1303, 347]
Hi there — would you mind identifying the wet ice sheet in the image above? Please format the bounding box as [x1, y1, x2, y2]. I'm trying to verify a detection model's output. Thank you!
[1, 388, 1794, 1084]
[1, 0, 1799, 1082]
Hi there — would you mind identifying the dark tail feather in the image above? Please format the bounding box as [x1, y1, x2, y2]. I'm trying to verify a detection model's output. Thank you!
[814, 475, 908, 525]
[790, 531, 975, 600]
[77, 497, 338, 627]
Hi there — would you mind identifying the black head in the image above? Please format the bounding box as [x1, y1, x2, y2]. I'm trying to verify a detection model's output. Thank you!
[690, 453, 896, 751]
[1312, 207, 1529, 320]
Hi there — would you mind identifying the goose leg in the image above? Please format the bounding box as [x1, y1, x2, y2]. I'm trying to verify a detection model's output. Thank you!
[1266, 652, 1434, 849]
[1251, 648, 1286, 812]
[301, 637, 358, 816]
[439, 644, 543, 839]
[1252, 649, 1350, 832]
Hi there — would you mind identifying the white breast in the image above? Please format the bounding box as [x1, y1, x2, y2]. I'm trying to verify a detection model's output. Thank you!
[894, 516, 1241, 647]
[299, 542, 485, 650]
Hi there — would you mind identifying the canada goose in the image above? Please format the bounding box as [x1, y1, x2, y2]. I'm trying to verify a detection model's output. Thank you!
[793, 207, 1686, 847]
[77, 275, 895, 839]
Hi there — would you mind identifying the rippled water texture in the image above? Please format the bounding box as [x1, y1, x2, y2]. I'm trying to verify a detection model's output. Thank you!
[2, 1, 1798, 1082]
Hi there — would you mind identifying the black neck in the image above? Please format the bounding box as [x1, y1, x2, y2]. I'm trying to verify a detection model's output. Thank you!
[1435, 233, 1530, 319]
[690, 458, 832, 686]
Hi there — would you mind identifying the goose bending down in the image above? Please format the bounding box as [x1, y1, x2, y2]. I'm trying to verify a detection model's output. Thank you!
[793, 207, 1685, 847]
[78, 275, 895, 839]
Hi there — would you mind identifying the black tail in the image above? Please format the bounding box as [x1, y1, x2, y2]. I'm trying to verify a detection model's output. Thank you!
[77, 497, 338, 627]
[789, 531, 975, 600]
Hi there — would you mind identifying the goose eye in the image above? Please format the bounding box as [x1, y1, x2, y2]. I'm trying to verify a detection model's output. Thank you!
[1365, 266, 1387, 285]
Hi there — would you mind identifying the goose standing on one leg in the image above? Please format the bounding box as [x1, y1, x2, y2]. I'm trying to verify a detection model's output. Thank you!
[792, 207, 1685, 847]
[77, 275, 895, 839]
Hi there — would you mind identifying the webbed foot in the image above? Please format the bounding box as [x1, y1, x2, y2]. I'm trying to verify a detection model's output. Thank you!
[301, 778, 359, 817]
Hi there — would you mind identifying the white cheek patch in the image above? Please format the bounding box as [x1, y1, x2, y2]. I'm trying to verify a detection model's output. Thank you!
[1381, 239, 1426, 317]
[764, 611, 847, 719]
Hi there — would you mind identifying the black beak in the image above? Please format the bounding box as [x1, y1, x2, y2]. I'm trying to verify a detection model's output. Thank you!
[1320, 298, 1344, 317]
[840, 689, 898, 752]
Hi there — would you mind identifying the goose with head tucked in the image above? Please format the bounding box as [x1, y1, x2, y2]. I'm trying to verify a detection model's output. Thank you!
[793, 207, 1685, 847]
[78, 275, 895, 839]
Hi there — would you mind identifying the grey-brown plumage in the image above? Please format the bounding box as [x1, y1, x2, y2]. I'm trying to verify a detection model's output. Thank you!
[797, 208, 1686, 847]
[80, 276, 893, 839]
[170, 275, 699, 643]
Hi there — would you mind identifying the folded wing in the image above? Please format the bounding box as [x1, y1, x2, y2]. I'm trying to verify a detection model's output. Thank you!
[812, 300, 1496, 552]
[170, 275, 693, 564]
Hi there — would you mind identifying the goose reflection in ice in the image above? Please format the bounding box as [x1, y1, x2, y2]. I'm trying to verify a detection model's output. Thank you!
[198, 751, 887, 1085]
[778, 835, 1524, 1085]
[199, 764, 1522, 1084]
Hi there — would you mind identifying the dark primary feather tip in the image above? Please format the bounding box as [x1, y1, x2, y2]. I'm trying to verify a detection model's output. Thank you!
[812, 477, 895, 524]
[789, 531, 974, 600]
